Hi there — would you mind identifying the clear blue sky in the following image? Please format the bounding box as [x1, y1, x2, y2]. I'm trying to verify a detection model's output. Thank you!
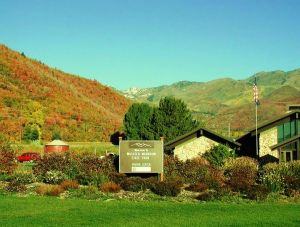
[1, 0, 299, 89]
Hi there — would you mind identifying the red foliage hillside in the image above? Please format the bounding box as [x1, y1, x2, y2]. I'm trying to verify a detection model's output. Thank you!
[0, 44, 131, 141]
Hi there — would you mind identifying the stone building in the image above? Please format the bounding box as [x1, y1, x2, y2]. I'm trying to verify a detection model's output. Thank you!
[164, 127, 240, 161]
[237, 110, 300, 163]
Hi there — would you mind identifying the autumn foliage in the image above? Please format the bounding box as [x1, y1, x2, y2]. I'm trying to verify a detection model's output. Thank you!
[0, 44, 131, 141]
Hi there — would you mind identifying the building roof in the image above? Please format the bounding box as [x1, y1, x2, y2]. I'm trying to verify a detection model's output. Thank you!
[164, 127, 241, 150]
[237, 110, 300, 141]
[270, 135, 300, 151]
[45, 140, 69, 146]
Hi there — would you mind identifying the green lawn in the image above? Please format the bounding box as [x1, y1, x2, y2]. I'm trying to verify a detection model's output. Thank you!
[0, 195, 299, 226]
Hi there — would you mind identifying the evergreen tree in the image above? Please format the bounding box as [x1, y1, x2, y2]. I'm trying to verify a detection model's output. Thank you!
[123, 97, 198, 142]
[154, 97, 198, 142]
[52, 131, 61, 140]
[31, 128, 39, 140]
[123, 103, 154, 140]
[22, 125, 32, 141]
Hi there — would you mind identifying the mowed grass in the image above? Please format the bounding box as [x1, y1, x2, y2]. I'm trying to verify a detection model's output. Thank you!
[0, 196, 300, 226]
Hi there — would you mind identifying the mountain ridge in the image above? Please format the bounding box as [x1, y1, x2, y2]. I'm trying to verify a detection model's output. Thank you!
[122, 69, 300, 136]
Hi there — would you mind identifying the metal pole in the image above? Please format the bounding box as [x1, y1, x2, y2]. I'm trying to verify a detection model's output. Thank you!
[256, 103, 258, 159]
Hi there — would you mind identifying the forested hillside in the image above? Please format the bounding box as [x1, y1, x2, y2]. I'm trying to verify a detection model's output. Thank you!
[0, 44, 131, 141]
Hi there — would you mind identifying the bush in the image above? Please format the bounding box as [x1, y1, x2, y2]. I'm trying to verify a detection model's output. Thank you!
[245, 185, 269, 201]
[69, 186, 101, 200]
[10, 172, 36, 184]
[108, 172, 127, 184]
[0, 140, 17, 174]
[284, 176, 300, 191]
[120, 177, 146, 192]
[0, 173, 13, 182]
[36, 184, 65, 196]
[33, 153, 78, 180]
[202, 145, 235, 167]
[205, 168, 225, 190]
[77, 174, 109, 186]
[144, 177, 159, 190]
[179, 157, 210, 184]
[33, 153, 117, 185]
[196, 190, 216, 201]
[261, 161, 300, 194]
[60, 180, 79, 190]
[185, 182, 208, 192]
[260, 167, 284, 193]
[224, 157, 258, 192]
[99, 182, 121, 193]
[43, 170, 67, 184]
[151, 180, 181, 197]
[163, 155, 184, 180]
[5, 181, 26, 193]
[75, 155, 116, 185]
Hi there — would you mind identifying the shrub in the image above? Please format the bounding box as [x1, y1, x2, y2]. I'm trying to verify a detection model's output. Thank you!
[43, 170, 67, 184]
[0, 140, 17, 174]
[5, 181, 26, 193]
[99, 182, 121, 193]
[196, 190, 216, 201]
[60, 180, 79, 190]
[202, 145, 235, 167]
[179, 157, 210, 184]
[144, 177, 159, 190]
[36, 184, 65, 196]
[76, 155, 116, 185]
[33, 153, 78, 180]
[245, 185, 269, 201]
[260, 167, 284, 193]
[120, 177, 146, 192]
[163, 155, 184, 180]
[224, 157, 258, 192]
[108, 172, 127, 184]
[0, 173, 13, 182]
[77, 174, 109, 186]
[185, 182, 208, 192]
[205, 168, 225, 190]
[151, 180, 181, 197]
[69, 186, 101, 200]
[10, 172, 36, 184]
[284, 176, 300, 191]
[260, 161, 300, 195]
[196, 185, 234, 201]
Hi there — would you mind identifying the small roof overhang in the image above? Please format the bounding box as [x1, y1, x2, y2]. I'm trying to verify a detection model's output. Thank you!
[270, 135, 300, 151]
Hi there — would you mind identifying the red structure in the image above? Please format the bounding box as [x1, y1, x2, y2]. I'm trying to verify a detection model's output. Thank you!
[44, 140, 69, 153]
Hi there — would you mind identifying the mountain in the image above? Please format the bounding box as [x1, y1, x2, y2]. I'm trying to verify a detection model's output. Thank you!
[0, 44, 131, 142]
[122, 70, 300, 136]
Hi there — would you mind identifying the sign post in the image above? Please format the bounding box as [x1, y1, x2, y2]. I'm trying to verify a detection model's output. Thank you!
[119, 140, 164, 176]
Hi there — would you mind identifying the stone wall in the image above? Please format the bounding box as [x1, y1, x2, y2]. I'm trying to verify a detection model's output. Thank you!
[174, 136, 218, 161]
[259, 127, 278, 158]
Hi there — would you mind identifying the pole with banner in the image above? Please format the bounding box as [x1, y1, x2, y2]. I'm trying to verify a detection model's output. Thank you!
[253, 76, 260, 159]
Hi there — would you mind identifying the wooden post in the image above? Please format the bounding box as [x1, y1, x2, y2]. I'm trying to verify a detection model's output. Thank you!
[160, 137, 164, 182]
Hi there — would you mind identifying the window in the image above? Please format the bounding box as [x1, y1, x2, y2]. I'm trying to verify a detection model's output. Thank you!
[277, 120, 298, 143]
[278, 125, 284, 143]
[291, 120, 296, 137]
[284, 122, 291, 140]
[279, 142, 298, 162]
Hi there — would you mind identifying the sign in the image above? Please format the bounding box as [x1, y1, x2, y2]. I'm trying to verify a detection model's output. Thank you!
[119, 140, 163, 173]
